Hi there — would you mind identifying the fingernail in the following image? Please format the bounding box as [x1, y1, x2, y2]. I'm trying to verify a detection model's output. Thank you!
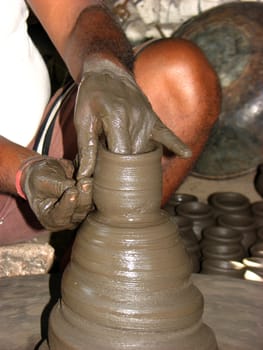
[77, 178, 92, 192]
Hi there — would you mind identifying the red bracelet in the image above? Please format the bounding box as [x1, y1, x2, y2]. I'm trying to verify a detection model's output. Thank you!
[15, 156, 45, 200]
[15, 167, 27, 199]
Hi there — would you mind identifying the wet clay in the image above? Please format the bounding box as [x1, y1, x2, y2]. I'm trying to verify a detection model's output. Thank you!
[48, 145, 217, 349]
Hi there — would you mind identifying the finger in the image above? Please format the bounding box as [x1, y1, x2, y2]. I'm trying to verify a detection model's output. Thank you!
[77, 141, 98, 180]
[76, 112, 99, 180]
[37, 177, 76, 199]
[44, 188, 79, 231]
[72, 178, 93, 222]
[151, 120, 192, 158]
[102, 108, 131, 154]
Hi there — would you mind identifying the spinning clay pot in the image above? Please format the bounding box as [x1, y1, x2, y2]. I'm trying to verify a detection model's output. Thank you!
[48, 145, 218, 349]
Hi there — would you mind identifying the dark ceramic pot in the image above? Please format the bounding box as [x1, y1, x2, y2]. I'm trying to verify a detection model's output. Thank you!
[202, 244, 244, 262]
[201, 259, 245, 279]
[173, 2, 263, 179]
[202, 225, 242, 246]
[208, 192, 250, 218]
[164, 193, 198, 216]
[217, 214, 257, 255]
[176, 202, 215, 241]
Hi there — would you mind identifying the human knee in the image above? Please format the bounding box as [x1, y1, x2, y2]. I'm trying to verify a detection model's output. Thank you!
[134, 38, 221, 137]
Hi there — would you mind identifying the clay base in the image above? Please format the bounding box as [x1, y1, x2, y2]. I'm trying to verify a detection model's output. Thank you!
[48, 302, 217, 350]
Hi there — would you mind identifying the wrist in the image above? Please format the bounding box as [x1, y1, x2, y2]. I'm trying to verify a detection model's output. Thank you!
[82, 55, 135, 85]
[64, 5, 134, 81]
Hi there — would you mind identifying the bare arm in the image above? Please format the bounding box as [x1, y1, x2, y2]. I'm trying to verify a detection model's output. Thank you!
[1, 0, 134, 194]
[0, 136, 36, 194]
[26, 0, 134, 81]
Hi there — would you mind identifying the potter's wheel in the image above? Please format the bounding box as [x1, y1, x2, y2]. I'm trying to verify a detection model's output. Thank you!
[173, 2, 263, 179]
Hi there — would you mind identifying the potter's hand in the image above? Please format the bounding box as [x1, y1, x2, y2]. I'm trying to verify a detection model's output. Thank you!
[18, 157, 93, 231]
[74, 57, 192, 179]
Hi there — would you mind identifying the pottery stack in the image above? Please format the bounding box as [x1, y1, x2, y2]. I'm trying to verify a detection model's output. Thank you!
[200, 226, 245, 278]
[175, 201, 215, 242]
[207, 192, 251, 218]
[164, 193, 198, 215]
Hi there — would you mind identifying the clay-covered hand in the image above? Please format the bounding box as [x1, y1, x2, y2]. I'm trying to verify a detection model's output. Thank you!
[74, 57, 192, 179]
[20, 157, 93, 231]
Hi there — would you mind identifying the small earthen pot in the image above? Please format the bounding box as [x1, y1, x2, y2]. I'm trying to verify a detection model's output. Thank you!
[202, 225, 242, 247]
[208, 192, 251, 218]
[169, 193, 198, 208]
[201, 259, 245, 279]
[176, 202, 215, 241]
[243, 257, 263, 282]
[217, 214, 257, 255]
[164, 193, 198, 216]
[201, 244, 244, 262]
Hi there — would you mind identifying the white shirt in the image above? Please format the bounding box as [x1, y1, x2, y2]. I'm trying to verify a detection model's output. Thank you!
[0, 0, 51, 147]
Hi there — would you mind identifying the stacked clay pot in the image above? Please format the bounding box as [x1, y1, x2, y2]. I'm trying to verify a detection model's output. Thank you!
[202, 259, 245, 279]
[208, 192, 251, 218]
[217, 214, 257, 256]
[176, 201, 215, 241]
[164, 193, 198, 216]
[200, 226, 245, 278]
[171, 215, 201, 273]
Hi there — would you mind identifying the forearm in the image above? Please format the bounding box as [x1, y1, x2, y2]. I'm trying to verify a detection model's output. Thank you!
[27, 0, 134, 81]
[0, 136, 36, 195]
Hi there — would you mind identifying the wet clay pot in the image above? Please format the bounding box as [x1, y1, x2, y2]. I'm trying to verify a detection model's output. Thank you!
[208, 192, 251, 218]
[176, 201, 215, 241]
[217, 214, 257, 255]
[48, 145, 217, 350]
[171, 215, 201, 273]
